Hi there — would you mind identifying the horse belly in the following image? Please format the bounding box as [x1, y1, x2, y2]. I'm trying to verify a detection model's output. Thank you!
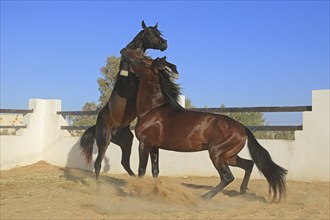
[156, 113, 213, 152]
[159, 125, 208, 152]
[159, 142, 205, 152]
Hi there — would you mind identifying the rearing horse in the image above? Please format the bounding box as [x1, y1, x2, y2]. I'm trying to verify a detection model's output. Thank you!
[120, 48, 287, 202]
[80, 21, 176, 179]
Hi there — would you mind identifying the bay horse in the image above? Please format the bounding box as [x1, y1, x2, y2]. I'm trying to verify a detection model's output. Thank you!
[120, 48, 287, 202]
[80, 21, 178, 179]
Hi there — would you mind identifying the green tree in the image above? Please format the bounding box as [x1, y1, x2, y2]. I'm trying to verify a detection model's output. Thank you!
[70, 56, 120, 132]
[185, 97, 194, 108]
[98, 56, 120, 106]
[219, 104, 294, 140]
[68, 102, 98, 126]
[68, 102, 98, 136]
[219, 104, 268, 139]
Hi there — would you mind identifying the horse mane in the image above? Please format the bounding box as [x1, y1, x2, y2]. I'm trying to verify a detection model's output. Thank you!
[126, 28, 162, 50]
[159, 69, 183, 110]
[126, 30, 144, 49]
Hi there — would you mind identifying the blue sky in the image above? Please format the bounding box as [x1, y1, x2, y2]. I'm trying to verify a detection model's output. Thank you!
[1, 1, 329, 118]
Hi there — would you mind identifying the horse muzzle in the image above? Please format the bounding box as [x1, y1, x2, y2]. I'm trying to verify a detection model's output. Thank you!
[160, 41, 168, 51]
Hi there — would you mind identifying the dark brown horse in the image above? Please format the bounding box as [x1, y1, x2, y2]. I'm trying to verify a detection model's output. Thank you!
[120, 48, 287, 202]
[80, 21, 177, 179]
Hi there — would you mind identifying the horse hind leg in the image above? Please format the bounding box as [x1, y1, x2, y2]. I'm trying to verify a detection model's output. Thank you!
[227, 155, 254, 194]
[94, 121, 112, 180]
[111, 126, 135, 176]
[201, 150, 234, 200]
[201, 164, 234, 201]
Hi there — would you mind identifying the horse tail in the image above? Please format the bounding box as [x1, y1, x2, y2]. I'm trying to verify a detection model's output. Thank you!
[80, 125, 96, 165]
[245, 126, 287, 202]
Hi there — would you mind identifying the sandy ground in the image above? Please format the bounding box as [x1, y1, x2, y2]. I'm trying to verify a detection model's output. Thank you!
[0, 161, 329, 220]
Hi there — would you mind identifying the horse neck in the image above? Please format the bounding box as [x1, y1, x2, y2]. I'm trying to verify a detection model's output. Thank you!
[136, 74, 164, 116]
[126, 32, 146, 53]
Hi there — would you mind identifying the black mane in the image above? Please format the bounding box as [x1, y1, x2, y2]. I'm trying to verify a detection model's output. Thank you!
[159, 69, 183, 110]
[126, 30, 144, 49]
[126, 28, 162, 50]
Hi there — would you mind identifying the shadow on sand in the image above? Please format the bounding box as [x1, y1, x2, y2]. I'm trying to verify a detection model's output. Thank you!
[59, 164, 130, 197]
[181, 182, 267, 203]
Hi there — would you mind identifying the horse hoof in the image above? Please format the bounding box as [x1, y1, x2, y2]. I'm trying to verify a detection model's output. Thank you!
[240, 188, 249, 194]
[129, 172, 136, 177]
[200, 193, 212, 201]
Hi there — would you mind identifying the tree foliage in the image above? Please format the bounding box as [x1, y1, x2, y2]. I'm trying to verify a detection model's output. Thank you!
[98, 56, 120, 106]
[68, 102, 98, 126]
[219, 104, 268, 139]
[67, 102, 98, 136]
[219, 104, 293, 140]
[70, 56, 120, 132]
[185, 97, 194, 108]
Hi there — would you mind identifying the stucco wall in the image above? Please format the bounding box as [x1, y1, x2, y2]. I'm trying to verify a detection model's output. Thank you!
[1, 91, 329, 181]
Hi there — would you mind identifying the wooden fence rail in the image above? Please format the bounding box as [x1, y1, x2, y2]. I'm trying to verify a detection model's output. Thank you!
[192, 106, 312, 113]
[56, 106, 312, 131]
[0, 106, 312, 132]
[56, 106, 312, 117]
[0, 109, 33, 115]
[59, 125, 303, 132]
[0, 109, 33, 130]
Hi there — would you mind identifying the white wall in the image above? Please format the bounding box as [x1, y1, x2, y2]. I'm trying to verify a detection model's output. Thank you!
[1, 90, 329, 182]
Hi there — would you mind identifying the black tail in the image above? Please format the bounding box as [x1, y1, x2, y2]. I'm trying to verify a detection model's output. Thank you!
[245, 127, 287, 202]
[80, 125, 96, 165]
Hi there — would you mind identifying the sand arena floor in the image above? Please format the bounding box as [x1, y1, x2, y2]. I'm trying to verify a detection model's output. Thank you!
[0, 161, 329, 219]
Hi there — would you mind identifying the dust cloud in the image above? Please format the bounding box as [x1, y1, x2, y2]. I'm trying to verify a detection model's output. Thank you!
[87, 176, 205, 215]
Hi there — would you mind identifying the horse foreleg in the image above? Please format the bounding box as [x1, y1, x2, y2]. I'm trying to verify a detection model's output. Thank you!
[150, 148, 159, 178]
[112, 127, 135, 176]
[138, 143, 150, 177]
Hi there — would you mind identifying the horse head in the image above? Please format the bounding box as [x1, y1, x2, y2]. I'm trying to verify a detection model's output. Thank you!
[126, 21, 167, 52]
[141, 20, 167, 51]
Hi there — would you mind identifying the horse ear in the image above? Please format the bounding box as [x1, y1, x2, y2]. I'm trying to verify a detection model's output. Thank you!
[154, 22, 158, 29]
[142, 20, 147, 30]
